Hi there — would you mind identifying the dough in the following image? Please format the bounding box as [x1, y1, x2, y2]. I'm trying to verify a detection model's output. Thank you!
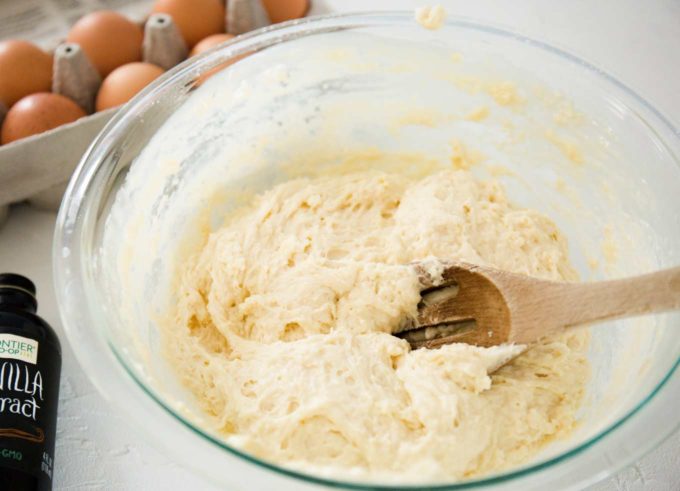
[415, 5, 447, 30]
[166, 170, 589, 481]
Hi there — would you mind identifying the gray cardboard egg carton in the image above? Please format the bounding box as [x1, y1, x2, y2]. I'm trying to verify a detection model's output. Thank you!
[0, 0, 271, 227]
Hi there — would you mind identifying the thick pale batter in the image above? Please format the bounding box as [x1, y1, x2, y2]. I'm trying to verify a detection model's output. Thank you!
[166, 170, 589, 481]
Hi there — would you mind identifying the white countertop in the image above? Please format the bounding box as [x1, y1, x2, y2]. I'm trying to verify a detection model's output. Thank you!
[1, 0, 678, 489]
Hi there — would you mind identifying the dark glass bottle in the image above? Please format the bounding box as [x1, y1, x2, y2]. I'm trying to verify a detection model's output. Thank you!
[0, 274, 61, 491]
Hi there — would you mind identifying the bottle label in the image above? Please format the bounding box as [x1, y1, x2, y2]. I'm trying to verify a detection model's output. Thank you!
[0, 331, 60, 488]
[0, 333, 39, 364]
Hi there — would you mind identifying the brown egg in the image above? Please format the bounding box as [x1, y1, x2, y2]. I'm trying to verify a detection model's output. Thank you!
[1, 93, 85, 144]
[67, 11, 143, 77]
[190, 34, 235, 57]
[0, 40, 53, 108]
[262, 0, 310, 23]
[96, 62, 165, 111]
[152, 0, 225, 48]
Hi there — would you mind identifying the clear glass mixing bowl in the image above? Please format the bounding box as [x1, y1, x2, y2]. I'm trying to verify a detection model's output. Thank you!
[53, 12, 680, 491]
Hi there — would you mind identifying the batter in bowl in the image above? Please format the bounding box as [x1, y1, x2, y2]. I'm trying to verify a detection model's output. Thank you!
[166, 169, 589, 481]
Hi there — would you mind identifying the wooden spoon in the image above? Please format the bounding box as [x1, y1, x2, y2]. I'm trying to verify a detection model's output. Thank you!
[396, 260, 680, 349]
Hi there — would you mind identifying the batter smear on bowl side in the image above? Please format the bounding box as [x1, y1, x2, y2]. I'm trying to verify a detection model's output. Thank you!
[166, 169, 590, 481]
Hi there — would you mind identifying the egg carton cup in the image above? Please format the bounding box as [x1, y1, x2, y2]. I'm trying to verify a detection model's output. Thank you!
[0, 108, 116, 208]
[0, 0, 275, 227]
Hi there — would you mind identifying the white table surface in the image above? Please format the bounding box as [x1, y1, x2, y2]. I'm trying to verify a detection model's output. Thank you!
[1, 0, 679, 489]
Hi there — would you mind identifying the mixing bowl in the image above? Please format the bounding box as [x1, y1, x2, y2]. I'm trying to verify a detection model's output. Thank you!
[53, 12, 680, 491]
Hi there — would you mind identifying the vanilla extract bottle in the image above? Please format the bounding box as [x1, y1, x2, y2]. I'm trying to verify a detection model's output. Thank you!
[0, 274, 61, 491]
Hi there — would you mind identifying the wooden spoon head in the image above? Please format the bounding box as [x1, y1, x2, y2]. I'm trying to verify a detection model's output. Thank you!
[397, 261, 512, 348]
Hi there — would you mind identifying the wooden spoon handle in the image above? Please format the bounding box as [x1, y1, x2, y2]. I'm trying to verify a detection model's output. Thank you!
[553, 266, 680, 328]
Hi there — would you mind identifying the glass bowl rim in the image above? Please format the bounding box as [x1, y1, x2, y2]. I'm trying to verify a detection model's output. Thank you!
[53, 10, 680, 490]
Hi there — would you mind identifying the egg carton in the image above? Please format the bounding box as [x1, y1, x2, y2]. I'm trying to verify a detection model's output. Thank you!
[0, 0, 298, 227]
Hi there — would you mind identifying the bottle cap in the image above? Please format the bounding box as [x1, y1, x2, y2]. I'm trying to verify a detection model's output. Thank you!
[0, 273, 37, 296]
[0, 273, 38, 313]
